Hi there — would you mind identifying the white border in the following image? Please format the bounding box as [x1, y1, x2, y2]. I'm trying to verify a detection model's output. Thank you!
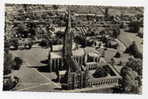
[0, 0, 148, 99]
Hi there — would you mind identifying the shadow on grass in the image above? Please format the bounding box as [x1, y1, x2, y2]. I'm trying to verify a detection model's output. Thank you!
[54, 88, 63, 90]
[52, 79, 59, 83]
[40, 59, 49, 64]
[29, 65, 50, 73]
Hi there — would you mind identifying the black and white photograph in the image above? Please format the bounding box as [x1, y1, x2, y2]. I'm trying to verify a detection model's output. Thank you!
[3, 4, 143, 94]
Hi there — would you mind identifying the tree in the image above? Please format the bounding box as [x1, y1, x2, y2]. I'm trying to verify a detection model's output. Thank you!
[112, 26, 120, 38]
[55, 31, 64, 38]
[15, 23, 28, 38]
[128, 21, 140, 33]
[125, 41, 142, 59]
[126, 57, 142, 76]
[4, 40, 10, 50]
[3, 75, 19, 90]
[52, 5, 59, 10]
[117, 57, 143, 94]
[12, 57, 23, 70]
[4, 51, 14, 75]
[39, 39, 49, 48]
[105, 8, 109, 19]
[119, 66, 140, 94]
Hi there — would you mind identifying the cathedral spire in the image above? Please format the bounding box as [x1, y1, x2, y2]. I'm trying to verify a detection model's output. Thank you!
[63, 9, 73, 58]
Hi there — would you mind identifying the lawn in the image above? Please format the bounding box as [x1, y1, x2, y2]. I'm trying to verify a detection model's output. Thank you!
[118, 29, 143, 53]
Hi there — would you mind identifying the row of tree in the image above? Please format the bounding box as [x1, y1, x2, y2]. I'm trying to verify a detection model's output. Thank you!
[113, 56, 142, 94]
[3, 48, 23, 90]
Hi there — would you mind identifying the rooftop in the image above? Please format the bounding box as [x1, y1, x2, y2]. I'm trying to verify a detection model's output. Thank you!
[50, 48, 85, 59]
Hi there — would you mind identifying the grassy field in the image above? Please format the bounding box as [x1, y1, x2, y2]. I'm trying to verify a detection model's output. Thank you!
[118, 29, 143, 53]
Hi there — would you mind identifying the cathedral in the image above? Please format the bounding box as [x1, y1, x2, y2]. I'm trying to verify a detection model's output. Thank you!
[48, 10, 121, 90]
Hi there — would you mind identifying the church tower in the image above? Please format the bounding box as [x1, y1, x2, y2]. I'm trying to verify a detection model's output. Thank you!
[63, 10, 73, 58]
[61, 9, 90, 90]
